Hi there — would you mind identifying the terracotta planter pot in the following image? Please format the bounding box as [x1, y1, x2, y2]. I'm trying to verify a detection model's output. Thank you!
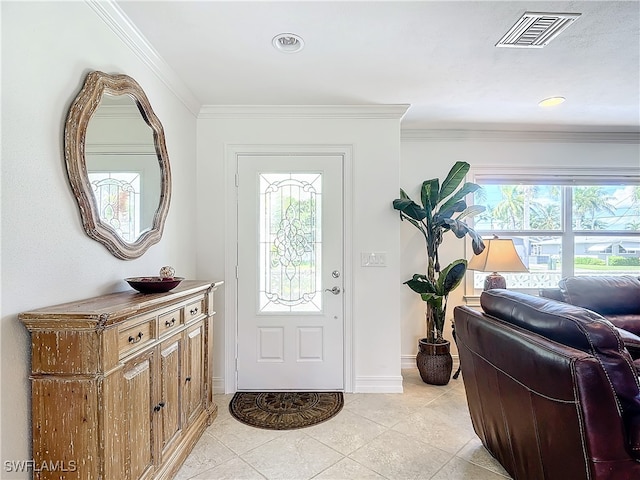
[416, 338, 453, 385]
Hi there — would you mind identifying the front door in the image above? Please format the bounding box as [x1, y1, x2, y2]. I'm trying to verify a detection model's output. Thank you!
[236, 154, 344, 391]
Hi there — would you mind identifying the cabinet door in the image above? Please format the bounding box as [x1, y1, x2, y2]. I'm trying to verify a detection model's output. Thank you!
[159, 333, 183, 459]
[184, 320, 205, 424]
[122, 350, 155, 480]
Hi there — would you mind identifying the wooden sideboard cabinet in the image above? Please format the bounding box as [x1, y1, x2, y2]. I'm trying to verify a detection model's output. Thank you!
[20, 280, 222, 480]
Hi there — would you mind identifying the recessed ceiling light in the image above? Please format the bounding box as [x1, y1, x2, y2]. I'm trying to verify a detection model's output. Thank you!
[538, 96, 566, 107]
[272, 33, 304, 53]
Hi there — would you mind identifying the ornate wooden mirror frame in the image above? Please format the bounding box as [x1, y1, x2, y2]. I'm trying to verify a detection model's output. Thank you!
[64, 71, 171, 260]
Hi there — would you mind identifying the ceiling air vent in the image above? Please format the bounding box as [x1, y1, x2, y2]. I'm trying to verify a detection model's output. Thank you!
[496, 11, 581, 48]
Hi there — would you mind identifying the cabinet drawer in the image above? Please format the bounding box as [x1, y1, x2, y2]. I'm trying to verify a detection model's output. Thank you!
[185, 298, 204, 322]
[158, 309, 183, 337]
[118, 316, 155, 356]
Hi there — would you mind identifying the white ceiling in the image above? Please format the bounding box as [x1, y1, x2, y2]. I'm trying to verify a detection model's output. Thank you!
[117, 1, 640, 132]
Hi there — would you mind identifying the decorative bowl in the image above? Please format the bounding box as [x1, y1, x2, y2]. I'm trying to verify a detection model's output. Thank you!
[125, 277, 184, 294]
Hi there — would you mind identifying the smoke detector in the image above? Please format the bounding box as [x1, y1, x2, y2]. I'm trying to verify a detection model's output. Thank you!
[497, 12, 581, 48]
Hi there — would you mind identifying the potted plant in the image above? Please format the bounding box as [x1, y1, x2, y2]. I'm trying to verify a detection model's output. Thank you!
[393, 161, 485, 385]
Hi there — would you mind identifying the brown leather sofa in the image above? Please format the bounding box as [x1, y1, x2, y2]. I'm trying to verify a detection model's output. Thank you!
[454, 289, 640, 480]
[540, 275, 640, 358]
[539, 275, 640, 336]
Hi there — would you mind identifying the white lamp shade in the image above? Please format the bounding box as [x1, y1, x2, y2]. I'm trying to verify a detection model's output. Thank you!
[467, 238, 528, 273]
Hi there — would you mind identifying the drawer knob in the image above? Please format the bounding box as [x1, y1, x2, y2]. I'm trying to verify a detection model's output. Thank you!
[165, 318, 176, 327]
[190, 307, 199, 315]
[128, 332, 144, 344]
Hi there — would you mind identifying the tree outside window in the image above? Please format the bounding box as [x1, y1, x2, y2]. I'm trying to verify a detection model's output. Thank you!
[471, 179, 640, 291]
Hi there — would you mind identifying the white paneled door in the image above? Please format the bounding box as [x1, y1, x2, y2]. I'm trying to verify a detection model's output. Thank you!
[237, 155, 344, 391]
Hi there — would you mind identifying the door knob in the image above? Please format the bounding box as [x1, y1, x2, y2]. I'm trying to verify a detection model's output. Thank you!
[325, 286, 341, 295]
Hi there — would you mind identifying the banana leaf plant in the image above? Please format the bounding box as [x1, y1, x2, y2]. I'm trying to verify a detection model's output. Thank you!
[393, 161, 486, 343]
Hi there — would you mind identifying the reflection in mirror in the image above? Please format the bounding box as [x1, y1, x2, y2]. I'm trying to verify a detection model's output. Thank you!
[85, 94, 161, 242]
[64, 71, 171, 260]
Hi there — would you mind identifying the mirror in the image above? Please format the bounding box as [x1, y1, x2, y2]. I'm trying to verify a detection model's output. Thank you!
[64, 71, 171, 260]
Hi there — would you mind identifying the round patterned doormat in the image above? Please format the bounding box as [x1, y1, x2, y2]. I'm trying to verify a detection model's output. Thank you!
[229, 392, 344, 430]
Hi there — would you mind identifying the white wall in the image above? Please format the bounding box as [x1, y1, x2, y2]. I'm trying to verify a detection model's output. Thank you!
[0, 3, 198, 475]
[196, 108, 406, 393]
[399, 131, 640, 363]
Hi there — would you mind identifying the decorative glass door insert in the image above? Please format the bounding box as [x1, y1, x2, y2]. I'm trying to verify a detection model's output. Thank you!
[88, 172, 141, 242]
[259, 173, 322, 313]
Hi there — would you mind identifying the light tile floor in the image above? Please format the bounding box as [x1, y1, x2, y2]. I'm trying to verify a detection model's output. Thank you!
[175, 369, 512, 480]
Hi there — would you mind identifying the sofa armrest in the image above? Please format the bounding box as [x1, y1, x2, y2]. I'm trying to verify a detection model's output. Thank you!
[617, 327, 640, 360]
[539, 287, 564, 301]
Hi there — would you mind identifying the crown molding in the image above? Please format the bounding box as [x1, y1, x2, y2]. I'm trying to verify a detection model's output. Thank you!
[86, 0, 201, 116]
[199, 105, 411, 120]
[401, 129, 640, 144]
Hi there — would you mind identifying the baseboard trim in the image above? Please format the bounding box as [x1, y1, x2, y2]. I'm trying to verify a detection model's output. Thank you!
[401, 354, 416, 369]
[354, 375, 404, 393]
[215, 375, 406, 394]
[402, 354, 460, 370]
[213, 377, 225, 395]
[214, 367, 466, 394]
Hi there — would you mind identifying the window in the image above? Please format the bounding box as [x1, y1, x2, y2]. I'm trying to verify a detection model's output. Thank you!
[469, 170, 640, 292]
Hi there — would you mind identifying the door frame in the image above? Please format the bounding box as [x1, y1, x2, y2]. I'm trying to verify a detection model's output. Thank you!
[224, 144, 354, 393]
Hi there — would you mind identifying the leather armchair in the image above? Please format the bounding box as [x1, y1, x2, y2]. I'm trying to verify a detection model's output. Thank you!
[454, 289, 640, 480]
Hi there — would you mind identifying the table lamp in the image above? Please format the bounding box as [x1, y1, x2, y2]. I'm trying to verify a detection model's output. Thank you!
[467, 236, 529, 290]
